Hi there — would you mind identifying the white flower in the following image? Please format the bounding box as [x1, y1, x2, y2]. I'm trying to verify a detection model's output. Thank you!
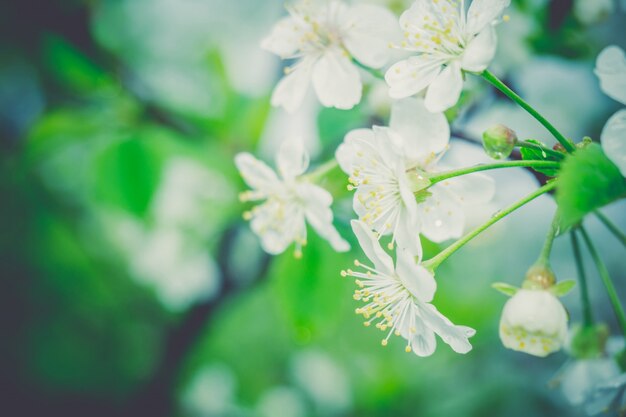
[385, 0, 511, 112]
[336, 98, 494, 251]
[595, 45, 626, 177]
[499, 289, 568, 357]
[555, 358, 621, 406]
[235, 138, 349, 256]
[342, 220, 476, 356]
[262, 0, 399, 113]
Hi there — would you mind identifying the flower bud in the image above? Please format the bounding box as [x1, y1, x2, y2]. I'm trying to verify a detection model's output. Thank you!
[482, 124, 518, 160]
[569, 324, 610, 359]
[499, 288, 568, 357]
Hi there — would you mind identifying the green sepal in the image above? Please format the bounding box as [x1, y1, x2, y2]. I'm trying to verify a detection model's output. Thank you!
[569, 323, 610, 359]
[556, 143, 626, 229]
[519, 139, 561, 176]
[549, 279, 576, 297]
[492, 282, 519, 297]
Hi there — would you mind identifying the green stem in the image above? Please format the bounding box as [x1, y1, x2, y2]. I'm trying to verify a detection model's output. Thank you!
[423, 180, 557, 270]
[481, 70, 576, 153]
[571, 230, 594, 327]
[536, 211, 560, 267]
[516, 140, 566, 160]
[305, 159, 339, 182]
[595, 211, 626, 248]
[427, 160, 560, 184]
[579, 226, 626, 338]
[352, 58, 384, 79]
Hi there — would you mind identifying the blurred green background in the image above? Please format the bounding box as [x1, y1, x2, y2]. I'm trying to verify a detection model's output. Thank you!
[1, 0, 625, 416]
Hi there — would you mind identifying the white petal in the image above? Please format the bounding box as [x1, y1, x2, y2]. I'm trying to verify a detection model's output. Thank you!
[260, 17, 302, 58]
[234, 153, 279, 191]
[465, 0, 511, 36]
[350, 220, 394, 275]
[336, 128, 375, 174]
[277, 137, 310, 179]
[392, 206, 423, 258]
[250, 200, 305, 254]
[342, 5, 400, 69]
[395, 248, 436, 303]
[439, 172, 496, 205]
[385, 56, 443, 99]
[461, 25, 497, 73]
[410, 317, 437, 357]
[419, 303, 476, 354]
[299, 183, 350, 252]
[424, 62, 463, 112]
[602, 109, 626, 177]
[389, 97, 450, 164]
[595, 45, 626, 105]
[418, 186, 465, 242]
[312, 47, 362, 110]
[271, 58, 314, 113]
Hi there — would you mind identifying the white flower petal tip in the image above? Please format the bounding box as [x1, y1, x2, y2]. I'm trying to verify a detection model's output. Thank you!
[264, 1, 398, 112]
[601, 109, 626, 177]
[343, 223, 475, 356]
[595, 45, 626, 106]
[499, 289, 568, 357]
[387, 0, 510, 111]
[236, 143, 347, 256]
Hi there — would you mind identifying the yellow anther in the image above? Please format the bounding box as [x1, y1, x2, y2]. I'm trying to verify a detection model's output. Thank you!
[381, 339, 388, 346]
[503, 14, 510, 22]
[405, 346, 412, 353]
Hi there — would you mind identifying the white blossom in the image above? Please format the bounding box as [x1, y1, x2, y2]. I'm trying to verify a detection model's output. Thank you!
[499, 289, 568, 357]
[262, 0, 399, 113]
[385, 0, 510, 112]
[235, 138, 349, 256]
[595, 45, 626, 177]
[555, 358, 621, 407]
[342, 220, 476, 356]
[336, 98, 494, 252]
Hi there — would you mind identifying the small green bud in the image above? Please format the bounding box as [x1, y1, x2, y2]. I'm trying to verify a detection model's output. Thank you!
[569, 323, 610, 359]
[482, 124, 518, 160]
[522, 264, 556, 290]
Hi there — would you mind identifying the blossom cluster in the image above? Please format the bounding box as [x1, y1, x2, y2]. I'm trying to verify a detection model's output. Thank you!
[234, 0, 626, 414]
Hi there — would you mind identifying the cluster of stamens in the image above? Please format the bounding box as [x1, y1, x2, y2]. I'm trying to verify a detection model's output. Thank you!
[341, 259, 417, 353]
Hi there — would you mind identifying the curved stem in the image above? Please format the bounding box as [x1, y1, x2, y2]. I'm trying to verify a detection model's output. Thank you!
[579, 226, 626, 338]
[423, 181, 557, 270]
[571, 230, 594, 327]
[305, 159, 339, 182]
[516, 140, 566, 160]
[352, 58, 384, 79]
[481, 70, 576, 153]
[536, 211, 560, 267]
[427, 160, 560, 184]
[595, 211, 626, 248]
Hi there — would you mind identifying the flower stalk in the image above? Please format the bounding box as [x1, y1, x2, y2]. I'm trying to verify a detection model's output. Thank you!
[571, 230, 594, 327]
[481, 70, 576, 153]
[579, 226, 626, 339]
[427, 160, 561, 184]
[423, 180, 558, 270]
[594, 211, 626, 248]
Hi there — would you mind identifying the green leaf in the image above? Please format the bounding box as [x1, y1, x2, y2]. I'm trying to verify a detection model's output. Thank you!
[557, 143, 626, 228]
[492, 282, 519, 297]
[550, 280, 576, 297]
[519, 139, 561, 176]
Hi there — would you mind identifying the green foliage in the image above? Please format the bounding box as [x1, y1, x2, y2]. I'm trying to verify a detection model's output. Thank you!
[519, 140, 561, 176]
[557, 143, 626, 228]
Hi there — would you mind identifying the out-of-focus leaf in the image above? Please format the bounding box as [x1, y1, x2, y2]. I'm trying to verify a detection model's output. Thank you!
[318, 106, 367, 151]
[42, 35, 113, 93]
[556, 143, 626, 228]
[519, 140, 561, 176]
